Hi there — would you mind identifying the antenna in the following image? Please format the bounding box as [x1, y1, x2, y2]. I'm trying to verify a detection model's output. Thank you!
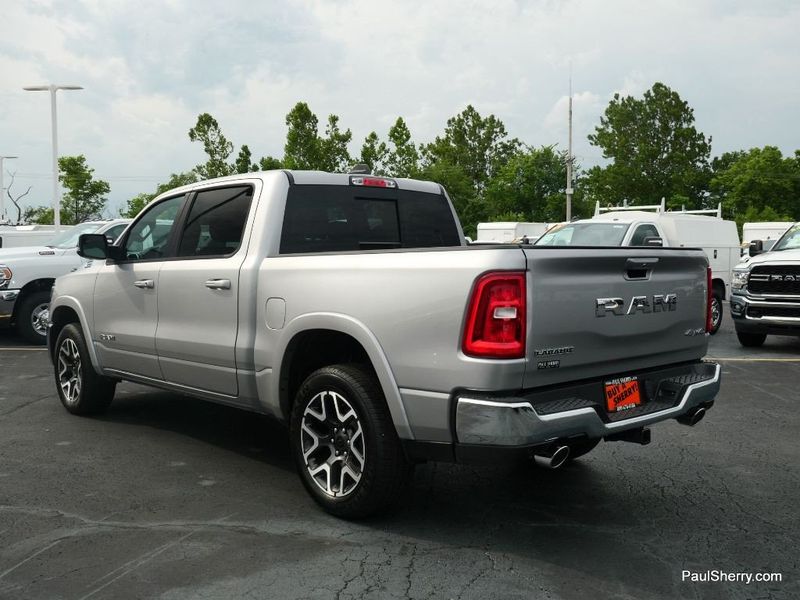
[565, 63, 574, 221]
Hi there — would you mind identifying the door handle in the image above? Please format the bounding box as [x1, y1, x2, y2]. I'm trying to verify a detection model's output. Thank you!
[204, 279, 231, 290]
[133, 279, 155, 289]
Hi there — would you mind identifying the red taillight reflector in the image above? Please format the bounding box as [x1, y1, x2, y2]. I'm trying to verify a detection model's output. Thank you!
[705, 267, 713, 333]
[350, 176, 397, 188]
[462, 271, 526, 359]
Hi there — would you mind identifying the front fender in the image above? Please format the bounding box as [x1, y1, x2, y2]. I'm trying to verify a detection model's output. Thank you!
[48, 294, 103, 376]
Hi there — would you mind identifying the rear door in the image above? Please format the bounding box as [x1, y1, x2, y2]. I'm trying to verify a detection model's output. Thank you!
[155, 184, 254, 397]
[522, 247, 709, 388]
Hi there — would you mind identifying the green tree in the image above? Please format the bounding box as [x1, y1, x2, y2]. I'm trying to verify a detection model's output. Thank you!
[385, 117, 420, 178]
[417, 159, 480, 237]
[709, 146, 800, 221]
[283, 103, 352, 172]
[188, 113, 234, 179]
[485, 146, 574, 222]
[423, 105, 520, 191]
[359, 131, 388, 175]
[58, 155, 110, 224]
[121, 171, 199, 218]
[234, 144, 258, 174]
[258, 156, 283, 171]
[585, 82, 712, 208]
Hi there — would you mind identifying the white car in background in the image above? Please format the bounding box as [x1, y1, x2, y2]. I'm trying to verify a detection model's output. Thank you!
[0, 220, 130, 344]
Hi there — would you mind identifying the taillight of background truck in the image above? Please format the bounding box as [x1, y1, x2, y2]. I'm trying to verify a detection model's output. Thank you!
[705, 266, 713, 333]
[462, 272, 526, 359]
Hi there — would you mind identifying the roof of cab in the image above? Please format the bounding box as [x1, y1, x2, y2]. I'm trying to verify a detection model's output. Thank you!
[160, 170, 444, 197]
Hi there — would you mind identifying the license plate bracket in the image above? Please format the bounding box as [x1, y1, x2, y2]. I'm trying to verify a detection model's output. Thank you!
[604, 376, 642, 413]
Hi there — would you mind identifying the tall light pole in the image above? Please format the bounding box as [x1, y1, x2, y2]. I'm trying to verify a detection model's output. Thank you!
[22, 84, 83, 231]
[565, 72, 574, 222]
[0, 155, 18, 224]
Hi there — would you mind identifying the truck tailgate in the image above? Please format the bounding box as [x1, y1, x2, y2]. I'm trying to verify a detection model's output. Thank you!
[523, 247, 709, 388]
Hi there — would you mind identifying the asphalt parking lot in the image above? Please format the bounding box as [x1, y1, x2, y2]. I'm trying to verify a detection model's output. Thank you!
[1, 314, 798, 600]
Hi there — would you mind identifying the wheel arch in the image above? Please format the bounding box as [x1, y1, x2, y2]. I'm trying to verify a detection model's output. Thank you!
[48, 297, 103, 375]
[12, 278, 55, 321]
[711, 277, 726, 300]
[273, 313, 413, 440]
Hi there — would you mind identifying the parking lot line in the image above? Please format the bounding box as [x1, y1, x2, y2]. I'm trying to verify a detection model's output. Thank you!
[0, 347, 47, 351]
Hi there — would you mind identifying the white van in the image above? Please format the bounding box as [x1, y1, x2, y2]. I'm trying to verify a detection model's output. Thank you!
[742, 222, 793, 254]
[535, 201, 741, 334]
[476, 222, 552, 243]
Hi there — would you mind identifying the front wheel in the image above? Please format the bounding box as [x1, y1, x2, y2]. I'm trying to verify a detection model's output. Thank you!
[15, 290, 50, 345]
[54, 323, 116, 415]
[736, 331, 767, 347]
[290, 364, 411, 519]
[709, 294, 723, 335]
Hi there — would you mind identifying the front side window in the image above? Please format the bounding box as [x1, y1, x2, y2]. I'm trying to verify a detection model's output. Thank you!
[123, 195, 184, 260]
[104, 223, 129, 244]
[45, 222, 104, 249]
[772, 223, 800, 251]
[536, 222, 630, 246]
[177, 186, 253, 257]
[629, 224, 660, 246]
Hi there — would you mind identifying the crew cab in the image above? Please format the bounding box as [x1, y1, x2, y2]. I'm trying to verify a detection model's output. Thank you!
[47, 171, 721, 518]
[0, 220, 130, 343]
[730, 222, 800, 346]
[536, 200, 740, 334]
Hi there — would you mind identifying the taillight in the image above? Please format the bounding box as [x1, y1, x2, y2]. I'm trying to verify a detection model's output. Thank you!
[705, 267, 713, 333]
[462, 271, 526, 359]
[350, 176, 397, 188]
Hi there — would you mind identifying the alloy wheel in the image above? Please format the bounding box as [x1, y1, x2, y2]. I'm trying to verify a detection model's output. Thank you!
[300, 390, 366, 498]
[31, 303, 49, 337]
[58, 338, 82, 406]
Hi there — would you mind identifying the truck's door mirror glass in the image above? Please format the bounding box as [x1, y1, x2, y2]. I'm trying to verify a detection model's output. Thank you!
[644, 236, 663, 247]
[749, 239, 763, 256]
[78, 234, 109, 260]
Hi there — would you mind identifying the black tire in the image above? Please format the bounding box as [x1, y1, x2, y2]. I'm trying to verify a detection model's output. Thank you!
[54, 323, 116, 415]
[708, 293, 723, 335]
[15, 290, 51, 345]
[290, 364, 412, 519]
[566, 438, 601, 462]
[736, 331, 767, 347]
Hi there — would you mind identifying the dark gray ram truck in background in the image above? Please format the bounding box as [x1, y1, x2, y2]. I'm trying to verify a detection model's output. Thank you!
[47, 170, 721, 518]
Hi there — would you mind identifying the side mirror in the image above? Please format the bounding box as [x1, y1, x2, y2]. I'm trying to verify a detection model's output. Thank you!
[643, 236, 664, 247]
[749, 240, 764, 256]
[78, 233, 110, 260]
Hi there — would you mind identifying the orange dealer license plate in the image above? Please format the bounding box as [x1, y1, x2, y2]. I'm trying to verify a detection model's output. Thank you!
[604, 376, 642, 413]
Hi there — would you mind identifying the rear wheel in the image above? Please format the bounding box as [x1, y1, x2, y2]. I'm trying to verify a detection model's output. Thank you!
[708, 293, 723, 335]
[290, 364, 411, 519]
[736, 331, 767, 347]
[54, 323, 116, 415]
[15, 290, 50, 345]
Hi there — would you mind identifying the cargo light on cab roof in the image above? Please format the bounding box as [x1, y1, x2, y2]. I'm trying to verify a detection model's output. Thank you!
[350, 176, 397, 189]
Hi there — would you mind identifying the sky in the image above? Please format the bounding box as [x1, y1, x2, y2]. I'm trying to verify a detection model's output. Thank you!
[1, 0, 798, 217]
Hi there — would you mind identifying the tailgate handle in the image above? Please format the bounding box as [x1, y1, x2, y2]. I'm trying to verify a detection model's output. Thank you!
[625, 257, 658, 280]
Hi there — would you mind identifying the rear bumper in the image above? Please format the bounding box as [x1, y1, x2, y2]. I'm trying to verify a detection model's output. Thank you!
[456, 361, 719, 447]
[730, 293, 800, 336]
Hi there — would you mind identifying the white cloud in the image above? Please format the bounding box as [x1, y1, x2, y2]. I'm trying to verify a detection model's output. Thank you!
[0, 0, 798, 213]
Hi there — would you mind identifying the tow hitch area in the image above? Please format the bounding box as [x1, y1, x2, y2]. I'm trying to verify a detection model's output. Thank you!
[604, 427, 651, 445]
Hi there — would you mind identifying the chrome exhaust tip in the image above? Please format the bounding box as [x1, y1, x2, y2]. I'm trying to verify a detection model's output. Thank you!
[677, 406, 706, 427]
[533, 445, 571, 469]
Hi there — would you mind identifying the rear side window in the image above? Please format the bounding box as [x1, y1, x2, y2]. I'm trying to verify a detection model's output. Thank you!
[178, 186, 253, 257]
[280, 186, 460, 254]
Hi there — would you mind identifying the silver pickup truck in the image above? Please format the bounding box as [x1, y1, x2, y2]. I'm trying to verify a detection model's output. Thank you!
[47, 170, 721, 518]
